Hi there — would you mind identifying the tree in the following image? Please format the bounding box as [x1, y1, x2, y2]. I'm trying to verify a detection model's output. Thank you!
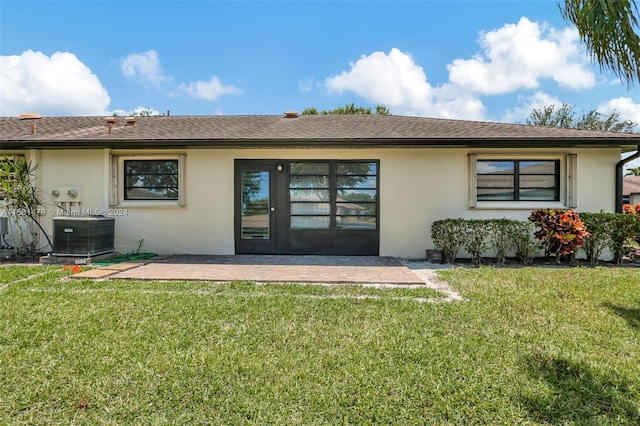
[375, 105, 391, 115]
[134, 109, 156, 117]
[560, 0, 640, 87]
[526, 103, 638, 133]
[301, 103, 391, 115]
[526, 104, 577, 128]
[626, 166, 640, 176]
[0, 157, 53, 254]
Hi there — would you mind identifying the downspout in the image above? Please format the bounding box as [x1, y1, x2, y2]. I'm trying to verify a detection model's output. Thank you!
[616, 145, 640, 213]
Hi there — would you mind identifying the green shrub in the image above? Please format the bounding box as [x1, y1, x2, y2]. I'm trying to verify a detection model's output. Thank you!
[432, 218, 536, 265]
[487, 219, 537, 265]
[579, 212, 612, 265]
[579, 212, 640, 265]
[510, 221, 538, 264]
[608, 214, 640, 265]
[463, 220, 491, 265]
[431, 219, 466, 263]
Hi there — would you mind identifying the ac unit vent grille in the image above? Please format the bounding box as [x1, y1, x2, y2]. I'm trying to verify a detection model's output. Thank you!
[53, 217, 115, 256]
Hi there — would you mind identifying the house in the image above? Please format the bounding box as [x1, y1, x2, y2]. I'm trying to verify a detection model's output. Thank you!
[1, 113, 640, 258]
[623, 175, 640, 204]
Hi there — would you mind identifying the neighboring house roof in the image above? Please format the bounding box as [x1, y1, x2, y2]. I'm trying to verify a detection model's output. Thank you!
[623, 176, 640, 196]
[1, 114, 640, 150]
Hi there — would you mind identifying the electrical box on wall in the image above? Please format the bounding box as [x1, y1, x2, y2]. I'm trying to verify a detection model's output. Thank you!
[50, 186, 82, 203]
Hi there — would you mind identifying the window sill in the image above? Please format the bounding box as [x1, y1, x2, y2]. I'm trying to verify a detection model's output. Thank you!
[470, 201, 567, 210]
[111, 201, 183, 208]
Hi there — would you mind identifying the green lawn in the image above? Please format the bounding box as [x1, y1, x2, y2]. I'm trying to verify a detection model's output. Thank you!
[0, 266, 638, 424]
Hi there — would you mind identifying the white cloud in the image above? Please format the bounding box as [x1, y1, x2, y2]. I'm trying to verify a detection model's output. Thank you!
[598, 97, 640, 124]
[298, 78, 314, 93]
[121, 50, 240, 102]
[597, 97, 640, 171]
[502, 91, 563, 123]
[120, 50, 169, 87]
[324, 48, 485, 119]
[448, 17, 595, 95]
[177, 76, 241, 100]
[320, 18, 597, 121]
[326, 48, 433, 109]
[0, 50, 110, 116]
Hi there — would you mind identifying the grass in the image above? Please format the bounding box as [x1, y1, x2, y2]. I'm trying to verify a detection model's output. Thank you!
[0, 265, 58, 285]
[0, 266, 639, 424]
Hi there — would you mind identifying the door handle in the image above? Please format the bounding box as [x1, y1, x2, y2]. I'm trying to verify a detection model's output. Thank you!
[270, 207, 275, 212]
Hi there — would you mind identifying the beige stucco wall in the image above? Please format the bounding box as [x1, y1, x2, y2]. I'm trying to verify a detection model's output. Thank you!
[5, 146, 621, 259]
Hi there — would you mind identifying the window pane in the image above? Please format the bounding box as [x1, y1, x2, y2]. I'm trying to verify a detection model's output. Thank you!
[290, 202, 330, 215]
[290, 162, 329, 175]
[519, 188, 557, 201]
[336, 216, 377, 229]
[125, 160, 178, 175]
[290, 176, 329, 188]
[287, 160, 378, 231]
[477, 161, 514, 174]
[477, 175, 514, 188]
[337, 176, 377, 189]
[124, 159, 178, 200]
[290, 216, 330, 229]
[241, 215, 270, 239]
[241, 171, 269, 239]
[337, 162, 377, 175]
[126, 188, 178, 199]
[477, 188, 515, 200]
[520, 161, 556, 174]
[337, 189, 377, 201]
[476, 159, 559, 202]
[520, 175, 556, 188]
[336, 202, 376, 216]
[289, 189, 330, 201]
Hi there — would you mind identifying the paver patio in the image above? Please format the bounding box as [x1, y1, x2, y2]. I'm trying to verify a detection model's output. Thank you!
[77, 255, 427, 285]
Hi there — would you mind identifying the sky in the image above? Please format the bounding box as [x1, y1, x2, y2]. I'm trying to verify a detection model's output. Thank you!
[1, 0, 639, 128]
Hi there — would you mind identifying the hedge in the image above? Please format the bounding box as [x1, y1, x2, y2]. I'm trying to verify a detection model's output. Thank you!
[430, 209, 640, 265]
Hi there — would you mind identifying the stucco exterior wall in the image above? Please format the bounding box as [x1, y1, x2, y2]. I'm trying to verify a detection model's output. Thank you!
[11, 146, 621, 259]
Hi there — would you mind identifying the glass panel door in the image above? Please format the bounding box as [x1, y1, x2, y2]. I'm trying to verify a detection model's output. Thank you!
[235, 162, 277, 254]
[241, 170, 270, 239]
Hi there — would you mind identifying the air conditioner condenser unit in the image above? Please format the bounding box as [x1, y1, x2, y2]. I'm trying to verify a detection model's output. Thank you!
[53, 216, 115, 257]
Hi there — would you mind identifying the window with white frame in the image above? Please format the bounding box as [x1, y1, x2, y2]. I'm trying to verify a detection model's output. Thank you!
[111, 154, 186, 206]
[469, 154, 577, 208]
[124, 159, 179, 200]
[476, 160, 560, 201]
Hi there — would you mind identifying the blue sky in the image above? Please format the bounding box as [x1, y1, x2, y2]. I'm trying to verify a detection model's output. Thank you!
[1, 0, 639, 127]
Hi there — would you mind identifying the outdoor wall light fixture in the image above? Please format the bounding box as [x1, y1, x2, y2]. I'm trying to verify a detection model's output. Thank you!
[277, 163, 283, 172]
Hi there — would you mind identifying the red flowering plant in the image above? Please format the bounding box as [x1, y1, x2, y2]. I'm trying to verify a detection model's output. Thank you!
[528, 208, 590, 263]
[623, 203, 640, 215]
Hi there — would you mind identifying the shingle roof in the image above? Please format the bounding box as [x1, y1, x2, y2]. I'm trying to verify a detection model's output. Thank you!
[1, 114, 639, 149]
[623, 176, 640, 195]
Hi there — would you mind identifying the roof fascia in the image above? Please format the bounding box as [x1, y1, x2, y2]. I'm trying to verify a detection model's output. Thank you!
[0, 137, 638, 150]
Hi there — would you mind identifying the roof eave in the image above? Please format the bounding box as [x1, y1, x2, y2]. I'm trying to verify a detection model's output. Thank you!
[1, 137, 638, 150]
